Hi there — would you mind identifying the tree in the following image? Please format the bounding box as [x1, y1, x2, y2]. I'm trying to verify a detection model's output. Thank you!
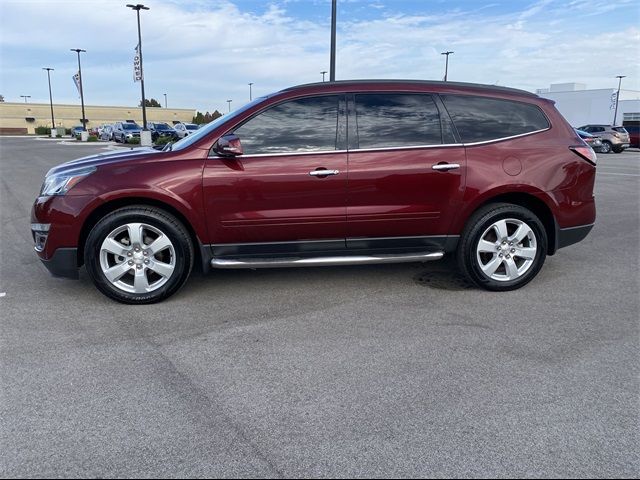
[0, 94, 5, 102]
[193, 109, 223, 124]
[139, 98, 162, 107]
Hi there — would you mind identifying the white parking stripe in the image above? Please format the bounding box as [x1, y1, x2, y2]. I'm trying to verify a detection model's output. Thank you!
[597, 172, 640, 177]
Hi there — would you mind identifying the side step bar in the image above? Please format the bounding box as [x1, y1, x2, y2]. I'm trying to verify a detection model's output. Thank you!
[211, 252, 444, 269]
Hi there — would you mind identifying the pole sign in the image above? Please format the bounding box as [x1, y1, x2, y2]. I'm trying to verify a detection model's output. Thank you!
[72, 72, 81, 96]
[133, 44, 143, 82]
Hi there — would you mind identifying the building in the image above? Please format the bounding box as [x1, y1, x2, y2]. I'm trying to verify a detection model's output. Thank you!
[0, 102, 195, 134]
[536, 83, 640, 127]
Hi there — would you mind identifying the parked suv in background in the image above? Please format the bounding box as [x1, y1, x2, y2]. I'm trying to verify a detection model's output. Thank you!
[32, 80, 596, 304]
[577, 124, 630, 153]
[112, 121, 142, 143]
[147, 122, 178, 142]
[173, 122, 199, 138]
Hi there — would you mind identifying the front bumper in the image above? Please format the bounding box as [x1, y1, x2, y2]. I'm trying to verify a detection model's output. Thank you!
[40, 247, 79, 279]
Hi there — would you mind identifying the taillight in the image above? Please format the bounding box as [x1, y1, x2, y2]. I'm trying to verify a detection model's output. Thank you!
[612, 132, 621, 138]
[570, 146, 597, 165]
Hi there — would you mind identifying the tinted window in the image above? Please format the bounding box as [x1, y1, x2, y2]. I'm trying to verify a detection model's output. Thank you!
[234, 96, 338, 154]
[355, 94, 442, 148]
[612, 127, 628, 133]
[441, 95, 549, 143]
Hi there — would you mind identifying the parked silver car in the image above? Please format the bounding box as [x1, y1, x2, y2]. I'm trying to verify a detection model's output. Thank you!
[113, 121, 142, 143]
[577, 125, 630, 153]
[173, 122, 199, 138]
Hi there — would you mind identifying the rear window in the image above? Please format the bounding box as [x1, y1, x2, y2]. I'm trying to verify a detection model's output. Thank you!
[612, 127, 628, 133]
[441, 95, 549, 143]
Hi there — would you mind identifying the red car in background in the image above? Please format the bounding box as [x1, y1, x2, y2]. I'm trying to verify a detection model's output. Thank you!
[31, 80, 596, 303]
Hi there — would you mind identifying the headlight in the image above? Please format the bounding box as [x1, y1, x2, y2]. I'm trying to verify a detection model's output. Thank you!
[40, 166, 96, 196]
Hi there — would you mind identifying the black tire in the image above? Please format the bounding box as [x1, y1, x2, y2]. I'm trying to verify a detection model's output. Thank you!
[612, 146, 624, 153]
[84, 206, 194, 304]
[457, 203, 547, 291]
[600, 141, 612, 154]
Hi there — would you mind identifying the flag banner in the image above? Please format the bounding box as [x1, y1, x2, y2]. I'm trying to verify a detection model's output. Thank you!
[133, 44, 143, 82]
[72, 72, 81, 96]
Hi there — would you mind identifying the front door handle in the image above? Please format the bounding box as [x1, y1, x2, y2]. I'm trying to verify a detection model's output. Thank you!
[432, 163, 460, 171]
[309, 169, 340, 177]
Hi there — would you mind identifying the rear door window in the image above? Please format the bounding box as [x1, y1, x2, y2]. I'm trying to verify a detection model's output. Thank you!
[441, 95, 550, 143]
[234, 95, 339, 154]
[354, 94, 442, 149]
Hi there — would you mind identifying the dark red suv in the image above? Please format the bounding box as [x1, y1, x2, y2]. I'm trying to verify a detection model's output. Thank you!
[31, 80, 596, 303]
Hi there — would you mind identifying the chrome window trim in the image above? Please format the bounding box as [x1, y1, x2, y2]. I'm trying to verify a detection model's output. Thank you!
[461, 127, 550, 146]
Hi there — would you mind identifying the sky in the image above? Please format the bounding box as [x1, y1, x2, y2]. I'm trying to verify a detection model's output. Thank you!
[0, 0, 639, 113]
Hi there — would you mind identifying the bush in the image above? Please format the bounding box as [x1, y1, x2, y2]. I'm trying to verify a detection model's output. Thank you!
[154, 136, 173, 146]
[35, 126, 51, 135]
[87, 135, 98, 142]
[65, 128, 72, 135]
[128, 137, 141, 144]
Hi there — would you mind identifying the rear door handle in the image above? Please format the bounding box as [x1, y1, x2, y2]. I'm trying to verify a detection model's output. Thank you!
[432, 163, 460, 171]
[309, 169, 340, 177]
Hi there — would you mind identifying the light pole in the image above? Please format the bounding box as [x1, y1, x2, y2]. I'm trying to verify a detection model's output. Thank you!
[70, 48, 87, 132]
[613, 75, 626, 125]
[441, 51, 454, 81]
[20, 95, 31, 103]
[227, 99, 232, 113]
[127, 3, 150, 140]
[43, 68, 56, 135]
[321, 71, 327, 82]
[163, 93, 167, 108]
[248, 82, 253, 101]
[330, 0, 337, 81]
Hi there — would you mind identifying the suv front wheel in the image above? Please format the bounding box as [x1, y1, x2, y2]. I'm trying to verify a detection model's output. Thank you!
[600, 141, 612, 154]
[84, 206, 194, 304]
[457, 203, 547, 291]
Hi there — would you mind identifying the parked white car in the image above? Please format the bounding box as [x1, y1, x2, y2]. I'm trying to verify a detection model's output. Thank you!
[173, 122, 199, 138]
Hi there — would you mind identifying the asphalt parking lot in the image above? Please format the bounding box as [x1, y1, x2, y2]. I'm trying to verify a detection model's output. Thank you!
[1, 137, 638, 478]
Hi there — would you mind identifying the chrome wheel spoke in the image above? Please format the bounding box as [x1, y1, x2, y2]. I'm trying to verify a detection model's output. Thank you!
[104, 262, 131, 283]
[127, 223, 144, 247]
[493, 219, 509, 240]
[149, 260, 174, 278]
[510, 223, 533, 244]
[514, 246, 536, 260]
[147, 235, 172, 255]
[102, 238, 130, 257]
[478, 239, 498, 253]
[481, 255, 502, 276]
[504, 257, 519, 279]
[133, 267, 150, 293]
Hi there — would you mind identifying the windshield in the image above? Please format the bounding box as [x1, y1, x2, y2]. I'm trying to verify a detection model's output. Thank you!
[154, 123, 172, 130]
[123, 123, 140, 130]
[186, 124, 199, 130]
[170, 97, 268, 151]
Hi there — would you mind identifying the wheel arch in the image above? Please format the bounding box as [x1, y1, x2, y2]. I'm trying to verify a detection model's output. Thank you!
[78, 197, 209, 272]
[460, 191, 558, 256]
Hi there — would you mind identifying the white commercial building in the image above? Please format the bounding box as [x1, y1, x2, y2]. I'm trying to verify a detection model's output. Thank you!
[536, 83, 640, 127]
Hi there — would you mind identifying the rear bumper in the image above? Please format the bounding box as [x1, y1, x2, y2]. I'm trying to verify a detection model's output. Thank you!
[39, 247, 79, 279]
[556, 223, 594, 250]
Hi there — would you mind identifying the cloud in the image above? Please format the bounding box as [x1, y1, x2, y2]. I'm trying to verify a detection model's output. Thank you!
[0, 0, 638, 112]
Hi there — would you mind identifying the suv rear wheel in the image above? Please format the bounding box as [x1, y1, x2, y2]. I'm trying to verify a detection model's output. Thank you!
[457, 203, 547, 291]
[84, 206, 194, 304]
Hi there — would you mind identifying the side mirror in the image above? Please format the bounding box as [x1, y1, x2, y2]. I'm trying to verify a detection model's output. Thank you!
[215, 134, 243, 157]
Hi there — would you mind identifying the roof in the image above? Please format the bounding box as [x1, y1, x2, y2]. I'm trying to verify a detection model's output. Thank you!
[281, 79, 538, 98]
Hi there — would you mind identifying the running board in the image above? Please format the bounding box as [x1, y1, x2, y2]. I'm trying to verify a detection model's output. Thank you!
[210, 252, 444, 269]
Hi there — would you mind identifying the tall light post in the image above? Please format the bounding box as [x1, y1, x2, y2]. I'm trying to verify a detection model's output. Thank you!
[227, 99, 232, 113]
[70, 48, 87, 131]
[613, 75, 626, 125]
[330, 0, 337, 81]
[20, 95, 31, 103]
[43, 68, 56, 135]
[127, 3, 150, 140]
[163, 93, 167, 108]
[248, 82, 253, 101]
[321, 71, 327, 82]
[441, 51, 454, 81]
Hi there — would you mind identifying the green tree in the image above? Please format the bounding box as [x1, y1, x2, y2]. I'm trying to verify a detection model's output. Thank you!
[0, 94, 5, 102]
[139, 98, 162, 107]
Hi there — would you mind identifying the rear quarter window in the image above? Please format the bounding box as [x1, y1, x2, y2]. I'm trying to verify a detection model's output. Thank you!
[441, 95, 550, 143]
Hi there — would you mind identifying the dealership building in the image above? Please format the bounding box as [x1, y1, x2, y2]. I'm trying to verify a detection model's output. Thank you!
[536, 83, 640, 127]
[0, 102, 195, 135]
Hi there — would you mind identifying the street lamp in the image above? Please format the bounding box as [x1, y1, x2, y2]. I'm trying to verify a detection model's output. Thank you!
[127, 3, 150, 140]
[248, 82, 253, 101]
[20, 95, 31, 103]
[70, 48, 87, 131]
[43, 68, 56, 134]
[227, 99, 232, 113]
[613, 75, 626, 125]
[441, 51, 454, 81]
[321, 71, 327, 82]
[330, 0, 336, 81]
[163, 93, 167, 108]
